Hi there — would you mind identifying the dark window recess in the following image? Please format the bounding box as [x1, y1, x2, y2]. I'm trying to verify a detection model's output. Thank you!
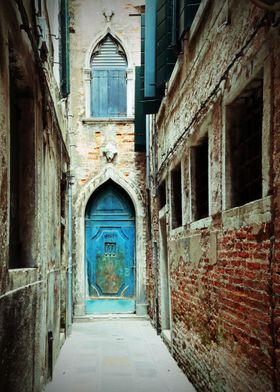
[177, 0, 201, 41]
[9, 50, 35, 268]
[9, 74, 20, 266]
[171, 165, 182, 229]
[192, 136, 209, 220]
[60, 173, 67, 255]
[158, 180, 166, 209]
[227, 76, 263, 208]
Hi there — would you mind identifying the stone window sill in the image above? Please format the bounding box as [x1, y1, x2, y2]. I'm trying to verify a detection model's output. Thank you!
[8, 267, 37, 272]
[190, 216, 212, 230]
[82, 117, 134, 124]
[222, 195, 272, 230]
[170, 225, 184, 236]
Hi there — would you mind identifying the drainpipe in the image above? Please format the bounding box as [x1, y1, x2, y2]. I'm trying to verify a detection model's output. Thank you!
[151, 118, 161, 335]
[67, 174, 74, 335]
[153, 241, 161, 335]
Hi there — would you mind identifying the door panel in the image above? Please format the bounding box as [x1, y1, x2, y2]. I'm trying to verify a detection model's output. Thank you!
[85, 182, 135, 314]
[87, 226, 135, 297]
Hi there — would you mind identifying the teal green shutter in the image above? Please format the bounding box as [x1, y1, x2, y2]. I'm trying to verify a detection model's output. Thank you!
[135, 66, 146, 152]
[144, 0, 156, 98]
[60, 0, 70, 97]
[141, 13, 161, 114]
[156, 0, 177, 95]
[178, 0, 201, 40]
[141, 14, 145, 105]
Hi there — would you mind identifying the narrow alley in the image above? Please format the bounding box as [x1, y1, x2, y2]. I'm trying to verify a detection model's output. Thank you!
[45, 319, 195, 392]
[1, 1, 280, 392]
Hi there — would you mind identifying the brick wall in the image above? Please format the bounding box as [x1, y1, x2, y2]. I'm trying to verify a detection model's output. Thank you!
[147, 1, 280, 391]
[272, 28, 280, 387]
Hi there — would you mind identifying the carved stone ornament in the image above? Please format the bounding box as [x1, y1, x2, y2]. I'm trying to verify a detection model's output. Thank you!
[103, 8, 114, 23]
[102, 142, 117, 163]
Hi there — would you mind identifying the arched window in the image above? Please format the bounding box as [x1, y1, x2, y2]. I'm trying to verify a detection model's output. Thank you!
[91, 35, 127, 118]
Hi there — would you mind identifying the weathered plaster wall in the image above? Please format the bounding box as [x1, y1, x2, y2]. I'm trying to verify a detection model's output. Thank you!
[0, 1, 70, 391]
[69, 0, 147, 316]
[147, 1, 280, 391]
[272, 25, 280, 385]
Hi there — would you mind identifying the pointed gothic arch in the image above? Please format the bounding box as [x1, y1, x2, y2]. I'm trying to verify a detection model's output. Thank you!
[73, 167, 147, 316]
[84, 29, 134, 118]
[90, 34, 127, 117]
[85, 28, 132, 69]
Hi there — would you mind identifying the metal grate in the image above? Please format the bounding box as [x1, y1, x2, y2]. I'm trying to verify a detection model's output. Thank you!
[105, 242, 116, 256]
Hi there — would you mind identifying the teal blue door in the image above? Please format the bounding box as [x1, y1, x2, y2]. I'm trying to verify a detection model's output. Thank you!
[85, 182, 135, 314]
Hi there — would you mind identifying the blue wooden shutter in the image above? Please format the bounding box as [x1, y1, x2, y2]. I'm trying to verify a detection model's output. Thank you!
[91, 70, 108, 117]
[91, 35, 127, 117]
[108, 70, 127, 117]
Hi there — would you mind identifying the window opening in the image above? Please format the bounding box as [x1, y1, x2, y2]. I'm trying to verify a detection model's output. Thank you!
[90, 35, 127, 118]
[159, 180, 166, 209]
[227, 75, 263, 208]
[60, 173, 67, 256]
[171, 164, 182, 229]
[191, 135, 209, 220]
[9, 47, 35, 268]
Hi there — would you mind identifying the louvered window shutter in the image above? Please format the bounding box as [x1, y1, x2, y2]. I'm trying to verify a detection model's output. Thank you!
[140, 12, 161, 115]
[156, 0, 177, 95]
[178, 0, 201, 40]
[91, 36, 127, 117]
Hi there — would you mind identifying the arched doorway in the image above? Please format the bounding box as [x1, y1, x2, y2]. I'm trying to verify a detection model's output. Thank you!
[85, 180, 136, 314]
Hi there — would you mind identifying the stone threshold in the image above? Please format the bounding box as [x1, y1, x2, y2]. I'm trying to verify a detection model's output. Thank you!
[73, 314, 149, 322]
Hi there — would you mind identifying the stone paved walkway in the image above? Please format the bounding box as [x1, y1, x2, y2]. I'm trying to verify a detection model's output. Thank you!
[44, 319, 196, 392]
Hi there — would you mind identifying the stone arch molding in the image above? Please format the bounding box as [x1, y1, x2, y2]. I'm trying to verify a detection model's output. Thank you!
[76, 165, 145, 218]
[73, 165, 147, 317]
[84, 27, 132, 69]
[83, 27, 134, 118]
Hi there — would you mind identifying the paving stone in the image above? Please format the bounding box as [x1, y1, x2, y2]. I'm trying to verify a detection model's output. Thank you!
[44, 320, 196, 392]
